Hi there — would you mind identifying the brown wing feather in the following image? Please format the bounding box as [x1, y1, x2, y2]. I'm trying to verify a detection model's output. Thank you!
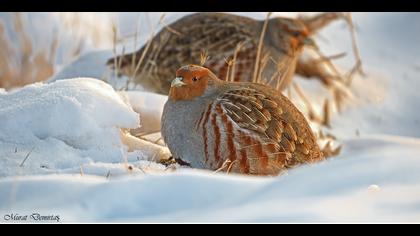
[107, 13, 261, 94]
[218, 85, 323, 174]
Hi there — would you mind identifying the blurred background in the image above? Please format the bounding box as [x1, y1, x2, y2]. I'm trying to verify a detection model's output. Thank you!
[1, 12, 418, 85]
[1, 12, 419, 138]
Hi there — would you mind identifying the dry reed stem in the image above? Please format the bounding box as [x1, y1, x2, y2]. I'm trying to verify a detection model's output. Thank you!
[256, 53, 270, 84]
[164, 25, 182, 36]
[265, 58, 282, 86]
[334, 89, 344, 113]
[133, 130, 162, 139]
[153, 137, 163, 144]
[117, 46, 126, 74]
[345, 60, 363, 86]
[130, 16, 140, 77]
[71, 39, 83, 59]
[344, 13, 364, 78]
[292, 82, 322, 122]
[137, 165, 147, 174]
[224, 57, 233, 81]
[322, 98, 331, 128]
[49, 31, 59, 62]
[19, 146, 35, 167]
[252, 12, 271, 83]
[229, 41, 245, 82]
[79, 165, 84, 176]
[132, 13, 166, 84]
[0, 13, 58, 89]
[287, 86, 292, 99]
[315, 52, 347, 64]
[214, 159, 232, 173]
[300, 12, 363, 88]
[226, 160, 238, 174]
[111, 21, 119, 75]
[313, 49, 343, 83]
[275, 56, 294, 91]
[200, 49, 209, 66]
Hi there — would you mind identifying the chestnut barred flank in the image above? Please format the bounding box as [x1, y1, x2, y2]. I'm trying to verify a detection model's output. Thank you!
[162, 65, 323, 176]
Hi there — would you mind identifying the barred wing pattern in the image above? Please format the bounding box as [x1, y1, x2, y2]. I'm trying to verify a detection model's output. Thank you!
[195, 86, 322, 175]
[110, 14, 260, 92]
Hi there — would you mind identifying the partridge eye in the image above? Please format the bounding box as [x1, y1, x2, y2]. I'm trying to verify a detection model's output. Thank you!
[192, 77, 198, 82]
[292, 31, 301, 37]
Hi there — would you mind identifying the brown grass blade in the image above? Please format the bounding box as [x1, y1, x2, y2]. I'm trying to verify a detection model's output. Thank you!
[252, 12, 272, 83]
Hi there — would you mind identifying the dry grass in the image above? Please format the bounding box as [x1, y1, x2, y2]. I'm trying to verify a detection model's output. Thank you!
[294, 12, 364, 121]
[19, 146, 35, 167]
[0, 13, 54, 89]
[292, 82, 322, 123]
[252, 12, 272, 83]
[322, 98, 331, 128]
[133, 14, 166, 81]
[111, 13, 168, 91]
[200, 49, 210, 66]
[344, 12, 365, 84]
[229, 41, 245, 82]
[214, 159, 236, 174]
[223, 57, 234, 81]
[106, 170, 111, 179]
[0, 13, 83, 90]
[79, 165, 84, 176]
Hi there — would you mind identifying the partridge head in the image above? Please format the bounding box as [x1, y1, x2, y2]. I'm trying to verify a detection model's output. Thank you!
[161, 65, 323, 175]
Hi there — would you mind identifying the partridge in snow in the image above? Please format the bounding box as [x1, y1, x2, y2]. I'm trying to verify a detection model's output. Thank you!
[108, 12, 345, 94]
[161, 65, 323, 175]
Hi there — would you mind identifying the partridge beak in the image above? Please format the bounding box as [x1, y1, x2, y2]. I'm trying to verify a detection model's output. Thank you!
[303, 37, 319, 50]
[171, 77, 187, 88]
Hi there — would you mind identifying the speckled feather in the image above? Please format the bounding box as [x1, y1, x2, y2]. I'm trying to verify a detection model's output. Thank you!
[108, 13, 312, 94]
[161, 65, 323, 175]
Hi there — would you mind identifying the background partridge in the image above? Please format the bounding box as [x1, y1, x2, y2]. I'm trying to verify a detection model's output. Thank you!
[161, 65, 323, 175]
[108, 12, 346, 95]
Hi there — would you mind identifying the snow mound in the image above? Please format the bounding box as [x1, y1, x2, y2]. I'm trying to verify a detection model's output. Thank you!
[1, 135, 420, 222]
[48, 50, 115, 83]
[0, 78, 140, 177]
[119, 91, 167, 135]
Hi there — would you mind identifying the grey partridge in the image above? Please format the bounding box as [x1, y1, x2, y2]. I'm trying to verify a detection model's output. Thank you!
[108, 12, 344, 95]
[161, 65, 323, 175]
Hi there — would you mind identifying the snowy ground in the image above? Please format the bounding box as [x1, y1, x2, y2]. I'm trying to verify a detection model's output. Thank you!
[1, 12, 420, 223]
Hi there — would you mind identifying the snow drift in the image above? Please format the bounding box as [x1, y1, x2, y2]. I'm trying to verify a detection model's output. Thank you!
[0, 78, 142, 177]
[2, 135, 420, 222]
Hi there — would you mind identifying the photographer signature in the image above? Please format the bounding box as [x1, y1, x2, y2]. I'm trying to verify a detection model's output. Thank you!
[4, 213, 60, 222]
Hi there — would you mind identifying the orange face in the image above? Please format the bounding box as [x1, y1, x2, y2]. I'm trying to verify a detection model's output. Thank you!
[279, 18, 315, 51]
[169, 65, 212, 101]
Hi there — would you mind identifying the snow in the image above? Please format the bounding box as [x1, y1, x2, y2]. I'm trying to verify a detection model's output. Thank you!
[48, 50, 114, 83]
[1, 12, 420, 223]
[0, 78, 145, 177]
[2, 136, 420, 222]
[119, 91, 167, 135]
